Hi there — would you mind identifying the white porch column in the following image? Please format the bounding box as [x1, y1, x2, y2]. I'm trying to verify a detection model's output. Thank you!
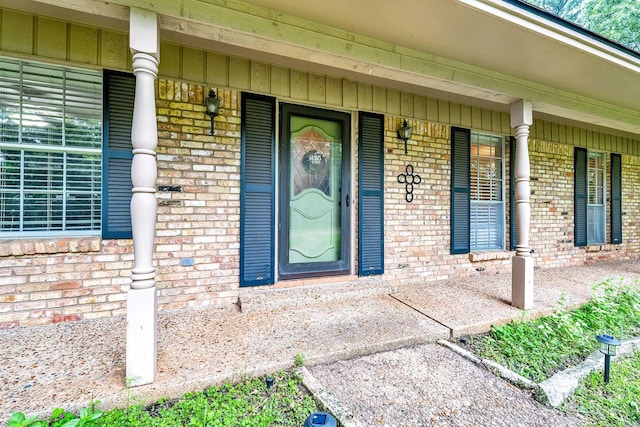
[126, 8, 160, 387]
[511, 100, 534, 310]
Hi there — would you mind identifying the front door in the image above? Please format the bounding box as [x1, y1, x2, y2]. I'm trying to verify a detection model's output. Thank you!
[279, 104, 351, 279]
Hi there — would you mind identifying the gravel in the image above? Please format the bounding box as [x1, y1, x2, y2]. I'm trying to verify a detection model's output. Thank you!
[308, 343, 584, 426]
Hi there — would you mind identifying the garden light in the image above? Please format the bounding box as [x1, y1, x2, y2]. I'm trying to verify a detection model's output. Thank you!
[304, 411, 336, 427]
[265, 377, 274, 388]
[595, 334, 621, 383]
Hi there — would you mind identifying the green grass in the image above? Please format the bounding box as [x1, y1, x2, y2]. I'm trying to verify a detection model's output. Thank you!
[10, 369, 318, 427]
[465, 279, 640, 383]
[562, 351, 640, 426]
[461, 279, 640, 426]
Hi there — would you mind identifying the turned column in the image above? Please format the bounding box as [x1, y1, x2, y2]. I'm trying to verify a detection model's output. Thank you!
[126, 8, 160, 387]
[510, 100, 534, 310]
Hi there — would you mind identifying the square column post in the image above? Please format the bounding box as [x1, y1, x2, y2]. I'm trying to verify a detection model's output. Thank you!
[510, 100, 534, 310]
[126, 7, 160, 387]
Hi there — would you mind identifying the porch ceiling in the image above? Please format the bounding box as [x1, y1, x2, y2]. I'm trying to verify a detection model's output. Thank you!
[7, 0, 640, 137]
[239, 0, 640, 131]
[256, 0, 640, 100]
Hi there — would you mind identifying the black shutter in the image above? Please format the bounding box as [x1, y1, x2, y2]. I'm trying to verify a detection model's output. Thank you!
[574, 147, 588, 247]
[509, 136, 518, 251]
[451, 127, 471, 254]
[358, 112, 384, 276]
[240, 93, 276, 287]
[102, 71, 135, 239]
[611, 153, 622, 244]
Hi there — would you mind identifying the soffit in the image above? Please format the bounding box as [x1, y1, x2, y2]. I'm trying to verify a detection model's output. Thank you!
[4, 0, 640, 136]
[239, 0, 639, 113]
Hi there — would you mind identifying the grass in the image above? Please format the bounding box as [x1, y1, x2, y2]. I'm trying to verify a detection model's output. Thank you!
[10, 369, 318, 427]
[464, 279, 640, 383]
[562, 351, 640, 426]
[460, 279, 640, 426]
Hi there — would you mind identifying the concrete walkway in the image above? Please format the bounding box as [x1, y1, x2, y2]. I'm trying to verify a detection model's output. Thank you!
[2, 260, 640, 423]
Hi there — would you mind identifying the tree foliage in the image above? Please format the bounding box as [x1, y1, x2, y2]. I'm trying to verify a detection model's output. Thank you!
[525, 0, 640, 52]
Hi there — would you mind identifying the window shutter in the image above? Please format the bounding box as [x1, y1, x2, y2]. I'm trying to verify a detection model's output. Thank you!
[240, 93, 276, 287]
[358, 112, 384, 276]
[574, 147, 588, 247]
[102, 71, 134, 239]
[611, 153, 622, 244]
[509, 136, 518, 251]
[451, 127, 471, 254]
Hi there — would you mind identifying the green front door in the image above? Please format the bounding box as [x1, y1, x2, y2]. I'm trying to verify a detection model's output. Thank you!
[279, 104, 351, 279]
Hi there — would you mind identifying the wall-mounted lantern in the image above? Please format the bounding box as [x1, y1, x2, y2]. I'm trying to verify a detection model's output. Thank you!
[205, 89, 220, 135]
[595, 333, 621, 383]
[397, 119, 413, 155]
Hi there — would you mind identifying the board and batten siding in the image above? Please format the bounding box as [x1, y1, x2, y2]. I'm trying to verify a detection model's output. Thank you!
[1, 7, 639, 154]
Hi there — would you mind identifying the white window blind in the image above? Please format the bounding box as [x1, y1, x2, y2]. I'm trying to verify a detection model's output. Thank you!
[0, 58, 102, 235]
[470, 132, 504, 251]
[587, 151, 605, 244]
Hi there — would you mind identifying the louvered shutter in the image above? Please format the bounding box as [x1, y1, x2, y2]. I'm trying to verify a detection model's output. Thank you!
[451, 127, 471, 254]
[574, 147, 588, 247]
[509, 136, 518, 251]
[240, 93, 276, 287]
[358, 112, 384, 276]
[102, 71, 134, 239]
[611, 153, 622, 244]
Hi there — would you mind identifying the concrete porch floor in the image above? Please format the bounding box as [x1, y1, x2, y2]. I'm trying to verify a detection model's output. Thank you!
[2, 260, 640, 422]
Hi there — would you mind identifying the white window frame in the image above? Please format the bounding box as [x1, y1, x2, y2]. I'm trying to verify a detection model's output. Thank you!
[470, 131, 505, 251]
[587, 150, 606, 244]
[0, 57, 103, 237]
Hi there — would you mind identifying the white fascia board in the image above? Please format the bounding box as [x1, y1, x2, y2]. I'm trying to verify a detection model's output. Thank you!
[458, 0, 640, 74]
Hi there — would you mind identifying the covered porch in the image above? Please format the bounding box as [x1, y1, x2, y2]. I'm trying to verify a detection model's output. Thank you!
[3, 259, 640, 420]
[2, 0, 639, 390]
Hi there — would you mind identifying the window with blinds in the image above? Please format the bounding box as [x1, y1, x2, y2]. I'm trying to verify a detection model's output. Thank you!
[470, 132, 504, 251]
[587, 151, 605, 244]
[0, 58, 102, 236]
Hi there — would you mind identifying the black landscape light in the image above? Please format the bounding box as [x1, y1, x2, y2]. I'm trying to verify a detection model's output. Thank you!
[304, 411, 336, 427]
[595, 334, 621, 383]
[265, 377, 274, 388]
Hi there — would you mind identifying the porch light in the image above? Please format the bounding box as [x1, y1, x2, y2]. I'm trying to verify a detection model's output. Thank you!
[205, 89, 220, 135]
[397, 119, 412, 155]
[595, 334, 621, 383]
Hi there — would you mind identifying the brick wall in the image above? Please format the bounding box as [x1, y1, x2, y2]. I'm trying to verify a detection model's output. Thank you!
[381, 118, 512, 285]
[528, 140, 576, 266]
[0, 80, 241, 329]
[527, 140, 639, 266]
[2, 81, 639, 329]
[0, 238, 131, 329]
[154, 81, 241, 310]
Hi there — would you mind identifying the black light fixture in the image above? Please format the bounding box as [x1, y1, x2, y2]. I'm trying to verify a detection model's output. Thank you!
[304, 412, 336, 427]
[205, 89, 220, 135]
[397, 119, 413, 155]
[596, 334, 621, 383]
[265, 376, 274, 388]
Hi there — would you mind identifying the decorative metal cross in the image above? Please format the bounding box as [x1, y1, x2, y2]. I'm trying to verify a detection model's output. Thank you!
[397, 164, 421, 203]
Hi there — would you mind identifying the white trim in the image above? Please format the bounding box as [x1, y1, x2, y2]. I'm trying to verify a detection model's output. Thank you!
[586, 150, 607, 245]
[459, 0, 640, 73]
[469, 130, 506, 251]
